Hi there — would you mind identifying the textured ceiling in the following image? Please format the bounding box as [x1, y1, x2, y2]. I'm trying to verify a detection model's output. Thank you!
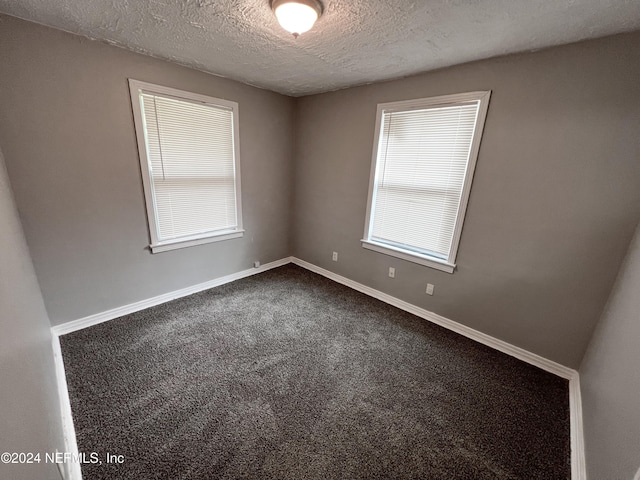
[1, 0, 640, 96]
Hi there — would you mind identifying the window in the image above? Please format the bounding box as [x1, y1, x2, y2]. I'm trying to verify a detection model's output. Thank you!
[129, 80, 243, 253]
[362, 91, 491, 273]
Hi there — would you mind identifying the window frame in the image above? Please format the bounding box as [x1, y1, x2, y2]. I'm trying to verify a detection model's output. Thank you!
[361, 91, 491, 273]
[128, 79, 244, 254]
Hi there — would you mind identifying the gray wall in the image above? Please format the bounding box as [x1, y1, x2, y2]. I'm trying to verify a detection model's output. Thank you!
[580, 221, 640, 479]
[0, 147, 65, 480]
[2, 13, 640, 476]
[292, 31, 640, 368]
[2, 13, 640, 368]
[0, 14, 295, 326]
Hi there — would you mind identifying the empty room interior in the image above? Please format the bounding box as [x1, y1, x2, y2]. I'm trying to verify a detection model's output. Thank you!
[1, 1, 640, 479]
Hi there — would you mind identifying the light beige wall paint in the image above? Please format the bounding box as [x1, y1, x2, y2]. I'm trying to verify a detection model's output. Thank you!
[580, 221, 640, 479]
[291, 31, 640, 368]
[0, 147, 65, 480]
[0, 15, 295, 326]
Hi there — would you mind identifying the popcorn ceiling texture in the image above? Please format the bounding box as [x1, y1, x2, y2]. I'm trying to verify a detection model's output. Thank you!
[1, 0, 640, 96]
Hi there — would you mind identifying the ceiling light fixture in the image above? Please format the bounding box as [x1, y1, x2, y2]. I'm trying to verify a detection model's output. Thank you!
[271, 0, 323, 38]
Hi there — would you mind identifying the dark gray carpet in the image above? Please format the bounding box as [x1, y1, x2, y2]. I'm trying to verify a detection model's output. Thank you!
[61, 264, 570, 480]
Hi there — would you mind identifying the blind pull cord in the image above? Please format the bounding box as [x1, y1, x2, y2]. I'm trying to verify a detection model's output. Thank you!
[153, 96, 167, 181]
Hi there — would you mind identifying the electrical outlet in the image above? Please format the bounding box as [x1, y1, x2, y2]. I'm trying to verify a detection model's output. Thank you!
[388, 267, 395, 278]
[254, 261, 260, 268]
[426, 283, 435, 295]
[332, 251, 338, 262]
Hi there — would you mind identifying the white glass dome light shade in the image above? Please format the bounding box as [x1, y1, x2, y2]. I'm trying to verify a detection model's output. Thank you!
[272, 0, 323, 36]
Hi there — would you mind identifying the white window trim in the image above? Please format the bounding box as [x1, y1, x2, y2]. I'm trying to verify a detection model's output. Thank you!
[128, 79, 244, 253]
[361, 91, 491, 273]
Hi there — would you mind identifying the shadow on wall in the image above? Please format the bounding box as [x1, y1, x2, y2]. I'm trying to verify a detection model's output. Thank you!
[0, 147, 66, 479]
[579, 219, 640, 480]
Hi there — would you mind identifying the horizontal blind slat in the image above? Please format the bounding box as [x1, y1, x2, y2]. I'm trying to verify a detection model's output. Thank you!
[141, 92, 238, 242]
[371, 101, 480, 258]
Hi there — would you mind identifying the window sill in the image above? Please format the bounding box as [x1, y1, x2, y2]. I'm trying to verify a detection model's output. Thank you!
[361, 240, 456, 273]
[151, 229, 245, 253]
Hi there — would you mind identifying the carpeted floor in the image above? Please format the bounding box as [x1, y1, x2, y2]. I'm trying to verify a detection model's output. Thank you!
[61, 264, 570, 479]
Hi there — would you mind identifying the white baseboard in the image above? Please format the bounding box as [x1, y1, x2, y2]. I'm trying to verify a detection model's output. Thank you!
[569, 374, 586, 480]
[291, 257, 573, 377]
[290, 257, 586, 480]
[51, 257, 292, 336]
[51, 335, 83, 480]
[50, 254, 585, 479]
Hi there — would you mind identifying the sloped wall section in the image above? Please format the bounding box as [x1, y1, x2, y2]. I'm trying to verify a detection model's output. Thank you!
[580, 222, 640, 479]
[0, 147, 65, 479]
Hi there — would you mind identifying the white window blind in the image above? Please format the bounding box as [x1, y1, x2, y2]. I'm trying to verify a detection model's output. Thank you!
[363, 92, 490, 272]
[129, 80, 243, 253]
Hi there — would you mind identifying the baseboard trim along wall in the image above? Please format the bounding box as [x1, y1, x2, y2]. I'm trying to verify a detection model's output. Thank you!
[51, 258, 292, 336]
[51, 335, 83, 480]
[51, 255, 586, 480]
[569, 375, 586, 480]
[293, 258, 574, 377]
